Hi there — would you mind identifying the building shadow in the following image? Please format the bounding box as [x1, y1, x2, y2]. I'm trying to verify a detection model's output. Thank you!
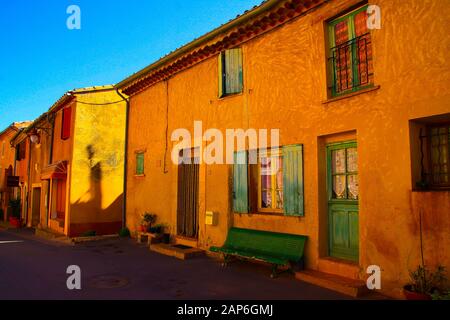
[71, 145, 123, 236]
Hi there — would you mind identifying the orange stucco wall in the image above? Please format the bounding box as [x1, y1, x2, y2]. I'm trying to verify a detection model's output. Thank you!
[125, 0, 450, 297]
[25, 120, 52, 228]
[0, 128, 18, 219]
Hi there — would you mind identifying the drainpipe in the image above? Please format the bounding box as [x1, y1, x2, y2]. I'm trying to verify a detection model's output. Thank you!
[115, 88, 129, 230]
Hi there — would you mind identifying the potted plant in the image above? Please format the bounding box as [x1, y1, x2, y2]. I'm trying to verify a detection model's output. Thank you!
[148, 224, 163, 234]
[404, 265, 447, 300]
[161, 224, 171, 244]
[8, 198, 22, 228]
[140, 212, 156, 232]
[403, 208, 448, 299]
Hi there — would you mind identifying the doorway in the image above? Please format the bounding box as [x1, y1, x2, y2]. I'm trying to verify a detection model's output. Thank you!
[327, 141, 359, 262]
[31, 187, 41, 227]
[176, 149, 199, 239]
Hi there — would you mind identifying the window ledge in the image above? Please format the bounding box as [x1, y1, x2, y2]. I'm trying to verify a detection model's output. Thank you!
[323, 85, 380, 104]
[412, 188, 450, 193]
[234, 211, 301, 217]
[218, 91, 244, 101]
[134, 174, 146, 178]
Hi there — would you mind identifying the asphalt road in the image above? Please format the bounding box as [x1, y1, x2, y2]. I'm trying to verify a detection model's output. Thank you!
[0, 229, 349, 300]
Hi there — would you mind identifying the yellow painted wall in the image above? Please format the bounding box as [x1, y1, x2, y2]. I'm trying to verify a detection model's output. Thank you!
[69, 90, 126, 236]
[125, 0, 450, 297]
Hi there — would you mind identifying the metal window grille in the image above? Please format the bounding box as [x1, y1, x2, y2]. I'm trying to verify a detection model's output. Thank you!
[329, 33, 373, 95]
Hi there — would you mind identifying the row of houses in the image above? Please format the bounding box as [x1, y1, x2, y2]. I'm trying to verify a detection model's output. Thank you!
[1, 0, 449, 298]
[1, 86, 126, 235]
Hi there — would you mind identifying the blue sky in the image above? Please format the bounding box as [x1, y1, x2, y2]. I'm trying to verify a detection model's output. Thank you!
[0, 0, 262, 129]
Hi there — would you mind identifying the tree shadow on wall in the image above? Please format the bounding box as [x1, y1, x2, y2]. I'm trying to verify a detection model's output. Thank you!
[71, 145, 123, 236]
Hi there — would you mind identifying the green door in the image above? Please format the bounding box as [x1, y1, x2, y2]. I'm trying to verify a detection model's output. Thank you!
[327, 141, 359, 262]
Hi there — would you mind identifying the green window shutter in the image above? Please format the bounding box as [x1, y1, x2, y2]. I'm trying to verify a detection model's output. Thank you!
[221, 48, 243, 96]
[283, 144, 304, 216]
[136, 153, 145, 175]
[218, 53, 224, 97]
[233, 150, 248, 213]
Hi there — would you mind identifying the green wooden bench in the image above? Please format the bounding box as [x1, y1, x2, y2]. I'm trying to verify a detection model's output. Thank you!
[210, 227, 307, 278]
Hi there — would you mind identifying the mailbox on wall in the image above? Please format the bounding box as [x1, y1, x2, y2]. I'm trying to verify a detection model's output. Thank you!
[205, 211, 218, 226]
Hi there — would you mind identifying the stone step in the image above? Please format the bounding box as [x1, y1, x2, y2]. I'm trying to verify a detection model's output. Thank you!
[149, 243, 204, 260]
[35, 228, 67, 240]
[296, 269, 370, 298]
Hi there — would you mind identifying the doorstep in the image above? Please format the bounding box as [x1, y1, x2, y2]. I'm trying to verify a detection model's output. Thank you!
[296, 269, 369, 298]
[71, 234, 119, 244]
[35, 228, 72, 245]
[317, 257, 360, 279]
[150, 243, 204, 260]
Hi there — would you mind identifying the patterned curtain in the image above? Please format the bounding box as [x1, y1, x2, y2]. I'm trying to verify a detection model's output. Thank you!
[334, 21, 352, 92]
[354, 10, 373, 86]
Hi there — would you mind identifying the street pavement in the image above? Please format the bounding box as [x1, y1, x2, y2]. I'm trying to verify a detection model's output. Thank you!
[0, 229, 350, 300]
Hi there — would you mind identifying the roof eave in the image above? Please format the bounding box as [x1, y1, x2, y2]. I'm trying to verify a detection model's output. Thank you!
[116, 0, 279, 90]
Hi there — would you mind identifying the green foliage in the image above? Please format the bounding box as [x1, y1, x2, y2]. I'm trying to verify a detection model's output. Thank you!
[118, 227, 130, 238]
[8, 198, 21, 218]
[80, 230, 97, 237]
[432, 290, 450, 300]
[408, 265, 447, 295]
[141, 212, 157, 225]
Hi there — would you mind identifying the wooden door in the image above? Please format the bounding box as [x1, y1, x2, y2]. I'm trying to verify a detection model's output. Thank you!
[31, 187, 41, 227]
[327, 141, 359, 262]
[55, 179, 66, 221]
[176, 150, 199, 238]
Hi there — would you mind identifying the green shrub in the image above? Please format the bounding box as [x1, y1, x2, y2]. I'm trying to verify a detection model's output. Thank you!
[118, 227, 130, 238]
[432, 291, 450, 300]
[408, 265, 447, 295]
[80, 230, 97, 237]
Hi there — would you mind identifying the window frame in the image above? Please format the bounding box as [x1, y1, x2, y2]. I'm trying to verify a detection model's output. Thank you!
[328, 4, 374, 97]
[61, 107, 72, 141]
[326, 141, 359, 205]
[426, 123, 450, 189]
[257, 148, 284, 213]
[135, 151, 145, 176]
[219, 47, 244, 98]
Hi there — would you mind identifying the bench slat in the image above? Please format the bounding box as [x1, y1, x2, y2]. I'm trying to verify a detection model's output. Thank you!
[210, 227, 307, 266]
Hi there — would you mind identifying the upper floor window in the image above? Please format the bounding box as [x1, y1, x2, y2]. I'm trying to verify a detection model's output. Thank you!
[328, 5, 374, 97]
[61, 107, 72, 140]
[218, 48, 243, 97]
[16, 141, 26, 161]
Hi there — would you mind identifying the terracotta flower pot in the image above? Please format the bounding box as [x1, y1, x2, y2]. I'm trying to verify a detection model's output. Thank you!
[403, 285, 432, 300]
[9, 217, 21, 229]
[139, 225, 146, 232]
